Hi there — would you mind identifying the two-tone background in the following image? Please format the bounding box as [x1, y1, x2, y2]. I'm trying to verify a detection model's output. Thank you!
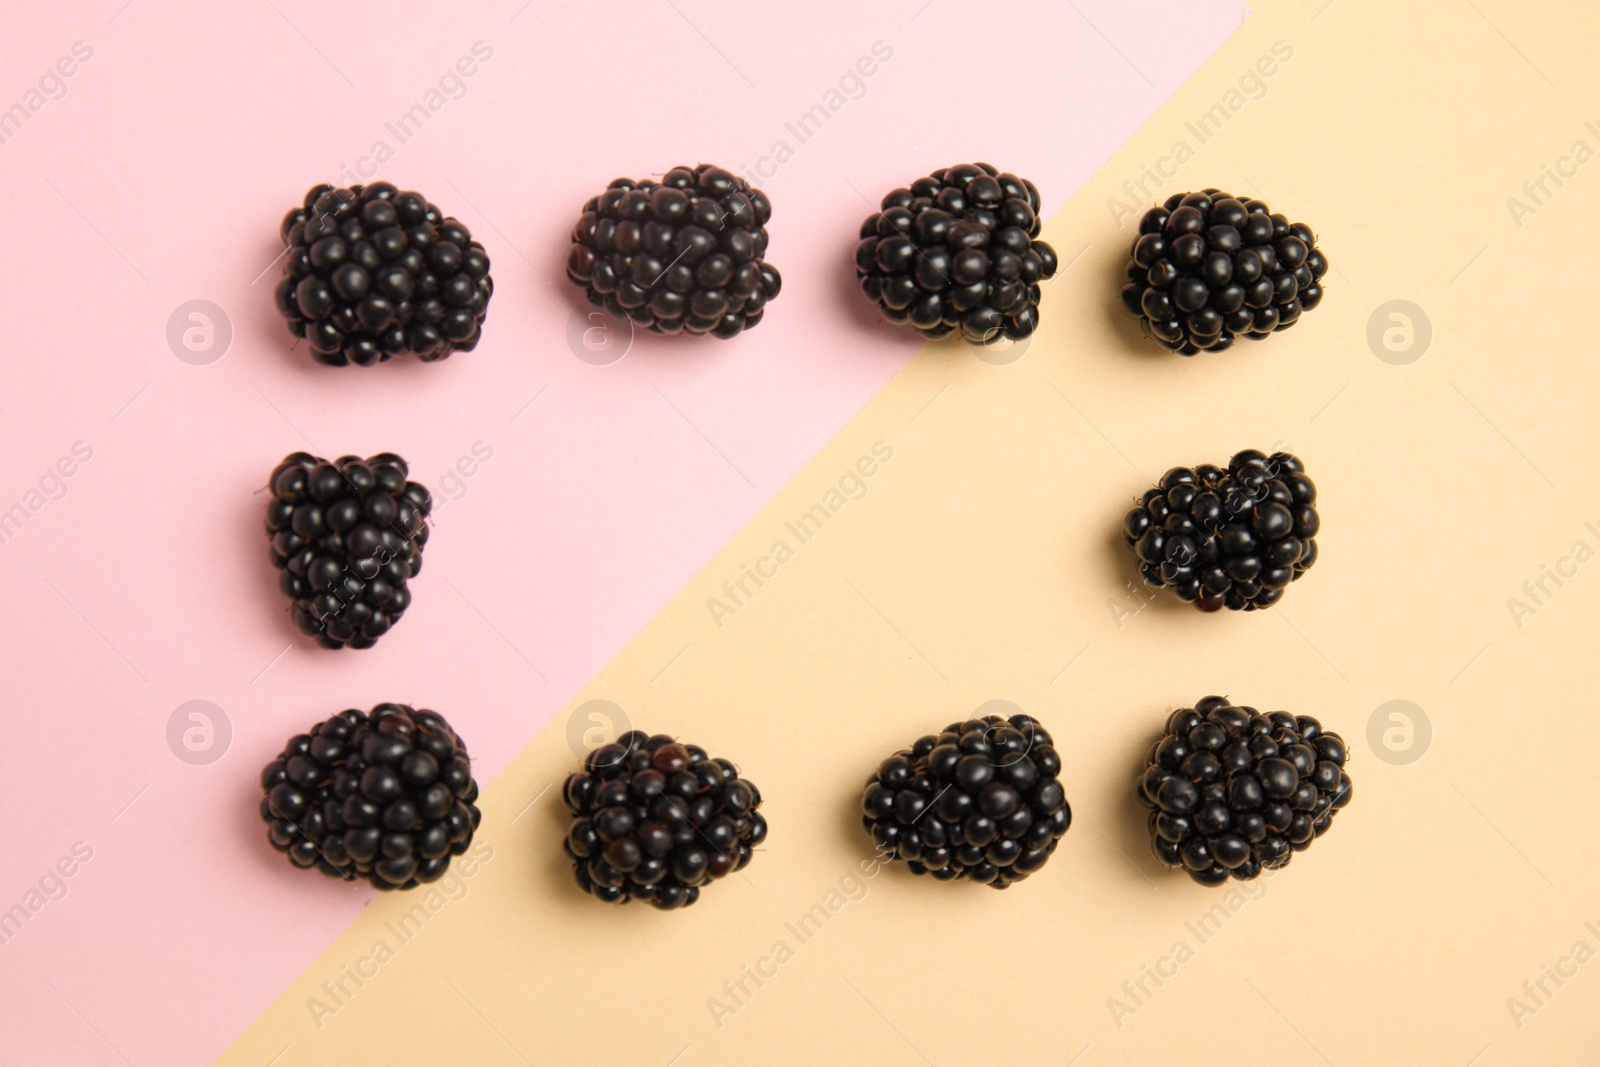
[4, 1, 1597, 1064]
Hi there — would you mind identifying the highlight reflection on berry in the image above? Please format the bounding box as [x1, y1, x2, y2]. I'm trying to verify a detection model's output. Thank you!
[1138, 697, 1352, 886]
[564, 732, 767, 910]
[1119, 189, 1327, 355]
[861, 711, 1071, 888]
[260, 704, 482, 890]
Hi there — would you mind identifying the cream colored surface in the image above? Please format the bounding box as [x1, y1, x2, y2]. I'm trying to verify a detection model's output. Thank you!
[220, 2, 1600, 1063]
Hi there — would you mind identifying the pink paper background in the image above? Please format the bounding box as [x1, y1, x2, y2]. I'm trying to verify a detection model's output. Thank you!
[0, 1, 1244, 1062]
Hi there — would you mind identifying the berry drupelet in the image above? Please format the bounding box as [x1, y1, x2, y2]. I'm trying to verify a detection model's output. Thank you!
[861, 712, 1071, 888]
[266, 452, 432, 649]
[1122, 449, 1319, 612]
[275, 182, 493, 366]
[1137, 697, 1351, 885]
[1118, 189, 1327, 355]
[260, 704, 481, 890]
[566, 165, 781, 338]
[855, 163, 1058, 343]
[564, 731, 767, 910]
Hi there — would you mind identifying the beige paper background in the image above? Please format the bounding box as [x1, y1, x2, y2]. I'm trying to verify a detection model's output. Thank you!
[220, 1, 1600, 1063]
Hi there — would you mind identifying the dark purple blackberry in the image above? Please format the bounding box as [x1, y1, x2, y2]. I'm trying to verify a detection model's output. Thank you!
[855, 163, 1058, 343]
[1118, 189, 1327, 355]
[1122, 449, 1319, 612]
[1137, 697, 1351, 885]
[565, 165, 781, 338]
[259, 704, 481, 890]
[564, 731, 766, 910]
[265, 451, 431, 649]
[861, 712, 1071, 888]
[274, 182, 493, 366]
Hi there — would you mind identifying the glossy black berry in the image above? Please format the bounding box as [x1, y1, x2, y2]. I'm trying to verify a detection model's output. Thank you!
[855, 163, 1058, 343]
[1137, 697, 1351, 885]
[563, 731, 766, 909]
[862, 712, 1071, 888]
[566, 165, 780, 338]
[275, 183, 493, 365]
[266, 451, 432, 648]
[1119, 189, 1327, 355]
[1121, 449, 1319, 612]
[259, 704, 481, 889]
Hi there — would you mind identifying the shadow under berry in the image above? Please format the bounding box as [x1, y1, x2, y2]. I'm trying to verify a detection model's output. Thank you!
[838, 765, 916, 880]
[246, 469, 296, 640]
[1094, 238, 1169, 359]
[557, 266, 776, 365]
[829, 230, 928, 351]
[838, 747, 941, 886]
[1097, 510, 1190, 622]
[248, 227, 342, 377]
[238, 731, 378, 895]
[1110, 718, 1175, 886]
[538, 775, 604, 917]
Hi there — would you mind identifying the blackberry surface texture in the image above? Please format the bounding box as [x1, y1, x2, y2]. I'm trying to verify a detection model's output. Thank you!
[1122, 449, 1319, 612]
[1118, 189, 1327, 355]
[564, 731, 767, 910]
[861, 712, 1071, 888]
[275, 182, 493, 365]
[266, 452, 432, 649]
[260, 704, 481, 889]
[1137, 697, 1351, 885]
[855, 163, 1058, 343]
[566, 165, 781, 338]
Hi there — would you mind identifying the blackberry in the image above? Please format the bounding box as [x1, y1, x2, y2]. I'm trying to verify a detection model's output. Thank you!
[1137, 697, 1351, 885]
[266, 451, 432, 649]
[1122, 449, 1319, 612]
[861, 712, 1071, 888]
[259, 704, 481, 889]
[1118, 189, 1327, 355]
[565, 165, 781, 338]
[563, 731, 767, 910]
[854, 163, 1058, 343]
[274, 182, 493, 366]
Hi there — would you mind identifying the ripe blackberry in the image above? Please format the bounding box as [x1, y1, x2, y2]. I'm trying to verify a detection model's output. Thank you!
[1122, 449, 1319, 612]
[259, 704, 481, 890]
[265, 452, 432, 649]
[1137, 697, 1351, 885]
[1118, 189, 1327, 355]
[861, 712, 1071, 888]
[855, 163, 1058, 343]
[564, 731, 767, 910]
[566, 165, 781, 338]
[274, 182, 493, 366]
